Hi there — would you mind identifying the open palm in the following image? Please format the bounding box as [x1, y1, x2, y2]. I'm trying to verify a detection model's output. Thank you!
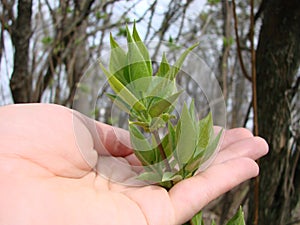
[0, 104, 268, 225]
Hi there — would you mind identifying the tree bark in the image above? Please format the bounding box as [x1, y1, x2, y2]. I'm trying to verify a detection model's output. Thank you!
[248, 0, 300, 224]
[10, 0, 32, 103]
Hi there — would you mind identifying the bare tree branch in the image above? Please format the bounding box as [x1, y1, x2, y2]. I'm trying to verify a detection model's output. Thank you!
[232, 0, 251, 82]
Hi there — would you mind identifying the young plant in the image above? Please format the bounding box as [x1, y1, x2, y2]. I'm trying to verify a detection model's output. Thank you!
[100, 23, 244, 225]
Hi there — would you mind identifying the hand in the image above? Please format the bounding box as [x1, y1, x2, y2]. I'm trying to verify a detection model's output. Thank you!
[0, 104, 268, 225]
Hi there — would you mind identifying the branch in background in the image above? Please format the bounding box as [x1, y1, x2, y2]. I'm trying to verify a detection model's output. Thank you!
[232, 0, 251, 82]
[242, 99, 253, 128]
[220, 0, 233, 101]
[1, 0, 16, 35]
[150, 0, 184, 60]
[249, 0, 260, 224]
[0, 0, 15, 61]
[254, 0, 267, 23]
[144, 0, 157, 41]
[0, 15, 5, 63]
[175, 0, 193, 42]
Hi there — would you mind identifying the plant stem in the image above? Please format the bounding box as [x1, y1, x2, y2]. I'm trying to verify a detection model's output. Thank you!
[152, 130, 172, 172]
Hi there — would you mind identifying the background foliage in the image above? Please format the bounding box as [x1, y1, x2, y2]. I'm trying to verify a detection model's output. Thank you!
[0, 0, 299, 224]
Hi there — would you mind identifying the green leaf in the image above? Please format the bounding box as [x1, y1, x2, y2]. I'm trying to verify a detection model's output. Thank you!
[159, 121, 177, 160]
[167, 42, 199, 80]
[109, 33, 129, 84]
[126, 25, 151, 83]
[105, 93, 131, 114]
[201, 129, 223, 163]
[116, 27, 127, 37]
[147, 77, 177, 101]
[41, 36, 53, 45]
[95, 11, 108, 19]
[161, 172, 175, 182]
[208, 0, 221, 5]
[156, 52, 170, 77]
[189, 100, 196, 122]
[129, 123, 158, 165]
[190, 211, 204, 225]
[168, 121, 177, 154]
[129, 123, 151, 149]
[148, 91, 183, 117]
[132, 22, 152, 76]
[186, 129, 223, 173]
[226, 206, 245, 225]
[161, 172, 182, 182]
[100, 63, 146, 112]
[136, 171, 162, 182]
[197, 112, 213, 150]
[176, 104, 197, 166]
[170, 174, 183, 183]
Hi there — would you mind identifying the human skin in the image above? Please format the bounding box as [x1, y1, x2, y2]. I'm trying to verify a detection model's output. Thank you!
[0, 103, 268, 225]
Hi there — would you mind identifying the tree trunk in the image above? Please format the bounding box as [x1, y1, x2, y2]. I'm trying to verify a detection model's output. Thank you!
[248, 0, 300, 224]
[10, 0, 32, 103]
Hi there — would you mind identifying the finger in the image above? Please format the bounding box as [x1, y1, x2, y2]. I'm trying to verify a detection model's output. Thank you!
[73, 112, 142, 168]
[95, 121, 133, 157]
[95, 156, 146, 188]
[169, 157, 259, 224]
[75, 113, 133, 157]
[212, 136, 269, 165]
[219, 128, 254, 151]
[125, 153, 143, 167]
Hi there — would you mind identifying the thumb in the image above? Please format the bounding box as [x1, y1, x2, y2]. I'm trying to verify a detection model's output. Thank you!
[169, 157, 259, 224]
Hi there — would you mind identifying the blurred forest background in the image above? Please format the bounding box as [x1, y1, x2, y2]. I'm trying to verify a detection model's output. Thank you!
[0, 0, 299, 224]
